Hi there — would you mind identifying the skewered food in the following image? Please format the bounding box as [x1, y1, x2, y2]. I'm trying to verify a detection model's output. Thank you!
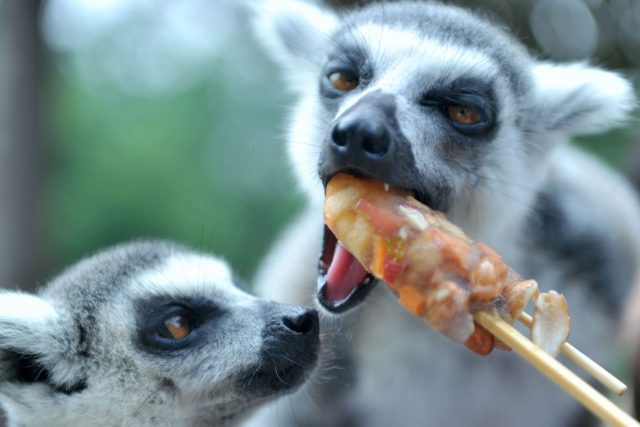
[324, 173, 570, 355]
[532, 291, 571, 356]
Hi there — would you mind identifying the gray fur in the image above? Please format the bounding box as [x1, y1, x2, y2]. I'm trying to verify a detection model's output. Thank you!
[248, 1, 640, 426]
[0, 241, 318, 427]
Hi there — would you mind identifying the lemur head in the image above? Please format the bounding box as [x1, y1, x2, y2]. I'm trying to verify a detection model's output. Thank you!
[0, 241, 319, 427]
[255, 0, 636, 312]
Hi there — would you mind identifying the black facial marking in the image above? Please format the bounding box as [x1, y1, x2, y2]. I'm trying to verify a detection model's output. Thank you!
[58, 379, 88, 395]
[320, 46, 372, 102]
[76, 312, 96, 358]
[237, 303, 319, 395]
[528, 189, 632, 312]
[160, 377, 176, 389]
[10, 352, 49, 384]
[321, 92, 413, 186]
[319, 89, 453, 211]
[77, 323, 89, 358]
[420, 79, 498, 138]
[4, 351, 87, 395]
[135, 296, 228, 355]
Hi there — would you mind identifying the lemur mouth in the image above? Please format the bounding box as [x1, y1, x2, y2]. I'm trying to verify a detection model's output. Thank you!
[317, 170, 430, 314]
[317, 226, 377, 313]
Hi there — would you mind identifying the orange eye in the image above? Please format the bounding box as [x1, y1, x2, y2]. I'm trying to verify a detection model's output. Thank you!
[329, 71, 358, 92]
[447, 105, 482, 125]
[163, 315, 191, 340]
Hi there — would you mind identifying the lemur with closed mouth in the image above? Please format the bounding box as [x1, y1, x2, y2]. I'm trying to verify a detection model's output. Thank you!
[0, 241, 319, 427]
[249, 1, 640, 426]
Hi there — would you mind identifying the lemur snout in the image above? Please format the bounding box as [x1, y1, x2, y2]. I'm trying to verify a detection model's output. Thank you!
[330, 112, 392, 158]
[329, 92, 396, 166]
[282, 307, 319, 335]
[322, 91, 415, 186]
[262, 304, 319, 354]
[250, 305, 319, 392]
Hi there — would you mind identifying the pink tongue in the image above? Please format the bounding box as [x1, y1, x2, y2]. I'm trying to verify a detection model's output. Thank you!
[325, 242, 368, 302]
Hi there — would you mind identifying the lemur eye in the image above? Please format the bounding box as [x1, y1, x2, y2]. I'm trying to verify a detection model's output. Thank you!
[161, 315, 191, 340]
[329, 71, 358, 92]
[447, 105, 482, 125]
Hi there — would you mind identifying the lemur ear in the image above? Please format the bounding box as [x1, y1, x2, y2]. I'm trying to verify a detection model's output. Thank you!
[531, 62, 636, 136]
[252, 0, 338, 91]
[0, 292, 68, 384]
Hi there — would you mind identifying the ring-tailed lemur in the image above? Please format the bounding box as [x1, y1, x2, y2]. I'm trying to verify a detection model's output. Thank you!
[248, 1, 640, 426]
[0, 241, 319, 427]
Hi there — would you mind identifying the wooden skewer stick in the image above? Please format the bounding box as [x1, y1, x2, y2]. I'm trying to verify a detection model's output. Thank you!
[517, 312, 628, 396]
[475, 311, 639, 427]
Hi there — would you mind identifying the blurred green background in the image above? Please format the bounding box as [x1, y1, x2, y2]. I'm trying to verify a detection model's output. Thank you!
[0, 0, 639, 295]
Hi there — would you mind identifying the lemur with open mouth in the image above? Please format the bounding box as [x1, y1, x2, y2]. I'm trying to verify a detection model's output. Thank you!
[249, 1, 640, 426]
[0, 241, 319, 427]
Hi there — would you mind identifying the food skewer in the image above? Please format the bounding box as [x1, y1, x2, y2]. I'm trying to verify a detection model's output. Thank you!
[323, 174, 636, 426]
[476, 312, 638, 427]
[517, 312, 628, 396]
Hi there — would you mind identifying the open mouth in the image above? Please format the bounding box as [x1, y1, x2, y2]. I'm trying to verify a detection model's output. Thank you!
[317, 225, 377, 313]
[316, 169, 431, 313]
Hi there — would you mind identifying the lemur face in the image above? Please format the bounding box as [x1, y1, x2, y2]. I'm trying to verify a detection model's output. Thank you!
[256, 0, 634, 313]
[0, 241, 319, 427]
[317, 20, 525, 214]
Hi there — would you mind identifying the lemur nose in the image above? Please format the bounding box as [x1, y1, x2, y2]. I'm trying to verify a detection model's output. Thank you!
[330, 116, 391, 158]
[282, 308, 319, 335]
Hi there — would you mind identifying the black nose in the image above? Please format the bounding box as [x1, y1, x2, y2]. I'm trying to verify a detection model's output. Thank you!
[251, 304, 320, 393]
[330, 115, 391, 158]
[282, 308, 319, 335]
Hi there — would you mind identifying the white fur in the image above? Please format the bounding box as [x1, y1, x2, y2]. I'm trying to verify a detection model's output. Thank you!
[532, 62, 636, 135]
[286, 96, 329, 205]
[129, 253, 247, 301]
[253, 204, 323, 304]
[251, 0, 338, 93]
[354, 25, 498, 92]
[0, 292, 56, 323]
[0, 292, 62, 364]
